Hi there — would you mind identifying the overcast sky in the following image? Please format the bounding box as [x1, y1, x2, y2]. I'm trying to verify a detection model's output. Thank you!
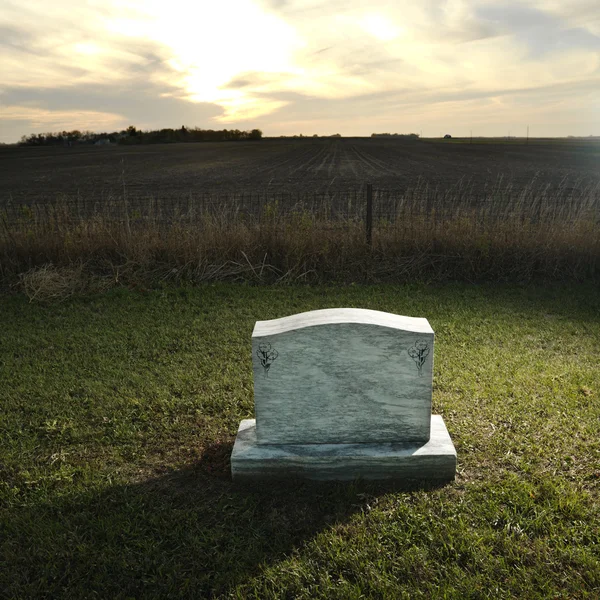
[1, 0, 599, 142]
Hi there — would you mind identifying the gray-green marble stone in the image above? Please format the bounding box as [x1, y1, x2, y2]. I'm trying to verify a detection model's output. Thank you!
[252, 308, 434, 444]
[231, 308, 456, 483]
[231, 416, 456, 482]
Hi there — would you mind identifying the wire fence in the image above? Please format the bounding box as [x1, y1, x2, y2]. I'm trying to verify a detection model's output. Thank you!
[2, 186, 599, 232]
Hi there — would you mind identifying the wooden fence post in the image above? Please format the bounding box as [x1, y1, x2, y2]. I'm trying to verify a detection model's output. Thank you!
[366, 183, 373, 246]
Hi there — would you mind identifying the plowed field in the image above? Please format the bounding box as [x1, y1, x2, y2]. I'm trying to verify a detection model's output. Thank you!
[1, 137, 599, 204]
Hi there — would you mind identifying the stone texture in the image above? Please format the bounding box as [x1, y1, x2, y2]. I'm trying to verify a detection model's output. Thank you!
[252, 308, 434, 445]
[231, 308, 456, 483]
[231, 416, 456, 482]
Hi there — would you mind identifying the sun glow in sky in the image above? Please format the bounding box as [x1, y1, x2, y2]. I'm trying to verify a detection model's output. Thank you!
[105, 0, 304, 120]
[0, 0, 599, 141]
[361, 13, 404, 42]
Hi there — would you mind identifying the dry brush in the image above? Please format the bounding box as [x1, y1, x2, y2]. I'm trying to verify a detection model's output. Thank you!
[1, 180, 599, 300]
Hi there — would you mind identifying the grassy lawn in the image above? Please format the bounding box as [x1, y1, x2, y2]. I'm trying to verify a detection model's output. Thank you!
[1, 283, 598, 598]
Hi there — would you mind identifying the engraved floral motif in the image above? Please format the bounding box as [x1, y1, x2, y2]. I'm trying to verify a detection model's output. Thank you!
[257, 342, 278, 377]
[408, 340, 430, 375]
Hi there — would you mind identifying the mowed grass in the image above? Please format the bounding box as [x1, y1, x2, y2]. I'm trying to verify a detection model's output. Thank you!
[1, 283, 598, 599]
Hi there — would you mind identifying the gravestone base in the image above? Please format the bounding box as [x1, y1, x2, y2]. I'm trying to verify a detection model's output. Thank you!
[231, 415, 456, 483]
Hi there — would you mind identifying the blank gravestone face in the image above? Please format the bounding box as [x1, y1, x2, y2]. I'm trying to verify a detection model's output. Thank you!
[253, 309, 434, 444]
[231, 308, 456, 483]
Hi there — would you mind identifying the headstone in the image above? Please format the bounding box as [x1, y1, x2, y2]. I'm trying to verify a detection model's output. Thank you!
[231, 308, 456, 482]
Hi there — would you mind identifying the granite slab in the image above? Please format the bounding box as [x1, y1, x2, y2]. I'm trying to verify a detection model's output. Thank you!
[231, 415, 456, 482]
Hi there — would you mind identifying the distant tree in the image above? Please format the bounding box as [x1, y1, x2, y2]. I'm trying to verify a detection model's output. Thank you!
[372, 133, 419, 139]
[18, 125, 264, 146]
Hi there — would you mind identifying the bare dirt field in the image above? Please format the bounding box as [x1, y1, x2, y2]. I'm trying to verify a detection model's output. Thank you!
[2, 137, 599, 206]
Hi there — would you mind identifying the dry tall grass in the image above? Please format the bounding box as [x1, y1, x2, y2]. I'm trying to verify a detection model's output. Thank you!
[2, 180, 599, 299]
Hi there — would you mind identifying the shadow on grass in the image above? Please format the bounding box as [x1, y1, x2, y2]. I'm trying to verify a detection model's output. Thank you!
[2, 438, 448, 599]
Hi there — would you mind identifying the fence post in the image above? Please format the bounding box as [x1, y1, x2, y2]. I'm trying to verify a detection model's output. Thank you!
[366, 183, 373, 246]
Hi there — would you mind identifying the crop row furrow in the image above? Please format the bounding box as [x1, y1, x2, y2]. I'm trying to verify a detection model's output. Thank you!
[287, 144, 329, 176]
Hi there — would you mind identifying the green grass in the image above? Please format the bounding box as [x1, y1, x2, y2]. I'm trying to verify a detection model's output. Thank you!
[1, 283, 599, 598]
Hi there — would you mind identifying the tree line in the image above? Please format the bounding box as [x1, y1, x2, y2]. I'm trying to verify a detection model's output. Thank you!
[19, 125, 263, 147]
[370, 133, 419, 139]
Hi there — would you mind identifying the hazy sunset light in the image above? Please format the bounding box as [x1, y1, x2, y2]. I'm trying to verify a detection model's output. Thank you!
[361, 13, 404, 42]
[1, 0, 599, 141]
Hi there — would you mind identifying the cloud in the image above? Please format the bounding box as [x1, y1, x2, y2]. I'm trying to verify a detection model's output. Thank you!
[241, 71, 600, 137]
[0, 1, 172, 89]
[1, 80, 223, 141]
[1, 0, 599, 140]
[1, 106, 126, 130]
[475, 2, 600, 58]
